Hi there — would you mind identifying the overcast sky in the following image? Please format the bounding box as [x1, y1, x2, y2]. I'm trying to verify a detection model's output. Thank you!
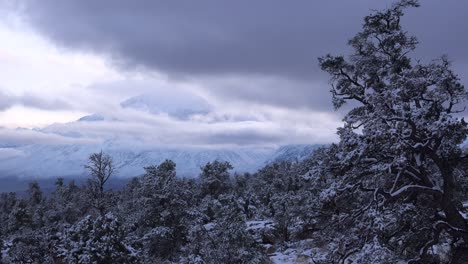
[0, 0, 467, 147]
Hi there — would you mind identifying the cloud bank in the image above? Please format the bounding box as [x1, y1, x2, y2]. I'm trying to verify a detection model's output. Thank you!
[0, 1, 466, 148]
[0, 91, 71, 111]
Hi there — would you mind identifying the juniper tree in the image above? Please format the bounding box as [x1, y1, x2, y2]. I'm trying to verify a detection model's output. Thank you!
[58, 213, 136, 263]
[319, 0, 468, 262]
[129, 160, 194, 261]
[199, 161, 233, 198]
[182, 196, 267, 264]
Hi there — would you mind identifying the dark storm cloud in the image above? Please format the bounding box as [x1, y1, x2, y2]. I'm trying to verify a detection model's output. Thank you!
[199, 76, 334, 110]
[19, 0, 363, 78]
[14, 0, 468, 109]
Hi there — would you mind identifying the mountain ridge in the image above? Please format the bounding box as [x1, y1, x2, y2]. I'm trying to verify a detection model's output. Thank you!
[0, 143, 320, 180]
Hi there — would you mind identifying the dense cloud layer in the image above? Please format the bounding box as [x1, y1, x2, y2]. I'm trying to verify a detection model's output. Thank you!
[16, 1, 467, 75]
[10, 0, 468, 110]
[39, 99, 341, 147]
[0, 78, 342, 148]
[1, 1, 467, 147]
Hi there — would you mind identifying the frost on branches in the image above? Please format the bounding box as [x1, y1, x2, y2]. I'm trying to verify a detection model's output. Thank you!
[58, 213, 137, 264]
[318, 0, 468, 262]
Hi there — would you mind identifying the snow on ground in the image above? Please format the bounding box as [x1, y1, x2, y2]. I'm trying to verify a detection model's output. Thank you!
[269, 247, 325, 264]
[246, 220, 274, 231]
[270, 250, 298, 264]
[245, 220, 327, 263]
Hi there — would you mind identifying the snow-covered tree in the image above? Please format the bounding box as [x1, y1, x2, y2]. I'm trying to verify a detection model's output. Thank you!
[27, 181, 43, 206]
[318, 0, 468, 261]
[199, 161, 233, 198]
[47, 179, 87, 225]
[182, 196, 267, 264]
[6, 231, 51, 264]
[0, 192, 17, 236]
[124, 160, 195, 261]
[7, 200, 32, 233]
[58, 213, 136, 263]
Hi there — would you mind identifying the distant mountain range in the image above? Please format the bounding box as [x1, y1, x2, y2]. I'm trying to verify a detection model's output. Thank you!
[0, 143, 320, 193]
[0, 143, 319, 180]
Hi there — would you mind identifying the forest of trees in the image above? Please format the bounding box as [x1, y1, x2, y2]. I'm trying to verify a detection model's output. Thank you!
[1, 1, 468, 263]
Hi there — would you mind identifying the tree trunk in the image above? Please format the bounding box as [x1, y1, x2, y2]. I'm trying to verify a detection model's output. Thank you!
[440, 167, 468, 263]
[451, 246, 468, 264]
[440, 167, 467, 232]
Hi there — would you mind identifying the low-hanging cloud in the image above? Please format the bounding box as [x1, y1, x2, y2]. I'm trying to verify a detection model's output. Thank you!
[0, 127, 99, 146]
[36, 100, 342, 148]
[0, 91, 71, 111]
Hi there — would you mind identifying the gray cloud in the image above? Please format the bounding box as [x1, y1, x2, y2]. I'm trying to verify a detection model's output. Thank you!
[7, 1, 468, 111]
[197, 76, 335, 110]
[18, 1, 353, 79]
[16, 1, 468, 77]
[0, 91, 71, 111]
[4, 1, 468, 114]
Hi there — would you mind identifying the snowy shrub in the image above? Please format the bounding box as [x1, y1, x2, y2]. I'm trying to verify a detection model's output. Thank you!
[58, 213, 137, 264]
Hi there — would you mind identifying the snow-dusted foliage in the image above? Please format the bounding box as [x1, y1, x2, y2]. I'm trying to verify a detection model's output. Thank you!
[6, 232, 51, 264]
[181, 196, 268, 264]
[317, 0, 468, 262]
[123, 159, 196, 261]
[199, 160, 233, 198]
[58, 213, 137, 263]
[1, 1, 467, 263]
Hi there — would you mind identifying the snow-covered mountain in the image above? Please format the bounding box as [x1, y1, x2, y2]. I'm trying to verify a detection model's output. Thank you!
[0, 143, 318, 179]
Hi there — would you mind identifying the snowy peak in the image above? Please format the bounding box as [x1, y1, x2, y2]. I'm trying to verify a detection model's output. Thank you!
[120, 93, 212, 119]
[77, 114, 105, 122]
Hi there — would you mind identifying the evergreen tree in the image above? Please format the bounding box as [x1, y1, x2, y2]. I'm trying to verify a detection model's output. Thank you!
[183, 196, 268, 264]
[59, 213, 136, 264]
[318, 0, 468, 261]
[199, 161, 233, 198]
